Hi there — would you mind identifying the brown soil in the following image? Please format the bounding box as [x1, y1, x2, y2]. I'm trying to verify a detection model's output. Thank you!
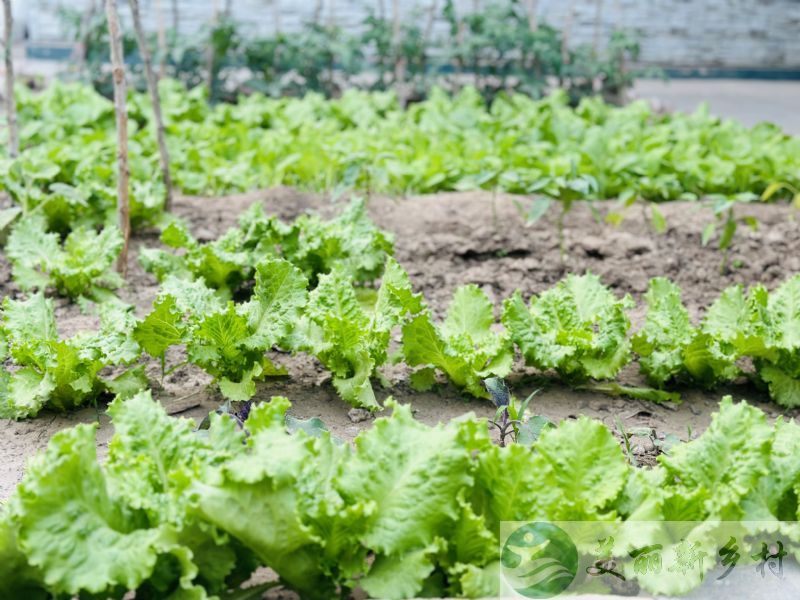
[2, 188, 799, 498]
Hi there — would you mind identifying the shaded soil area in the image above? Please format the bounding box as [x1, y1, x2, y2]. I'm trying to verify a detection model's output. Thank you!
[2, 188, 799, 497]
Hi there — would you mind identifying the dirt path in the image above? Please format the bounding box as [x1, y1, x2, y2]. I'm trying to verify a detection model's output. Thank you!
[2, 189, 798, 497]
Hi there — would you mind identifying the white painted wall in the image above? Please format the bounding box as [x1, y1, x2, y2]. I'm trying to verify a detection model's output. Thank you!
[12, 0, 800, 69]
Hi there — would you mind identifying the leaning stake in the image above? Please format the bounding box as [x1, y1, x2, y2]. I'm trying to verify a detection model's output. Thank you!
[130, 0, 174, 212]
[2, 0, 18, 158]
[105, 0, 131, 275]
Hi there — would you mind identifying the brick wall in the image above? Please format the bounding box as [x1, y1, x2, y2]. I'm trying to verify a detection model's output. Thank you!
[14, 0, 800, 70]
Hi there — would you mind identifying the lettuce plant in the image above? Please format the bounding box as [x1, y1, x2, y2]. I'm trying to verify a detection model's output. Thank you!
[140, 197, 393, 299]
[503, 273, 633, 381]
[633, 277, 738, 388]
[6, 215, 123, 300]
[295, 257, 425, 409]
[0, 294, 145, 418]
[403, 284, 512, 398]
[3, 392, 799, 598]
[135, 258, 309, 400]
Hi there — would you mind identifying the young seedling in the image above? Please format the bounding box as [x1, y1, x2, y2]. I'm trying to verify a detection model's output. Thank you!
[702, 193, 759, 274]
[485, 377, 551, 446]
[515, 172, 598, 262]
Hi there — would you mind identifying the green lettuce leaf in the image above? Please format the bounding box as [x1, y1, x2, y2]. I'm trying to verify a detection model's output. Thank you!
[403, 285, 511, 398]
[0, 294, 145, 418]
[660, 396, 773, 519]
[503, 273, 632, 381]
[632, 277, 696, 386]
[7, 214, 123, 300]
[299, 258, 424, 409]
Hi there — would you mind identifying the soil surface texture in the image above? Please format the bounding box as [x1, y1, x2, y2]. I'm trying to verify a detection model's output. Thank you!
[2, 188, 799, 497]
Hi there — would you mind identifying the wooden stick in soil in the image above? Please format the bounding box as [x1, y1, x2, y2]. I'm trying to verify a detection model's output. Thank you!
[105, 0, 131, 275]
[2, 0, 18, 158]
[129, 0, 174, 212]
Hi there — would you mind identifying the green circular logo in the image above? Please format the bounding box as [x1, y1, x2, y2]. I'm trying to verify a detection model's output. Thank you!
[501, 522, 578, 598]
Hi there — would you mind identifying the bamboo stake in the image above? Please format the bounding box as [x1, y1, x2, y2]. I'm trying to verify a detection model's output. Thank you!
[2, 0, 18, 158]
[130, 0, 174, 213]
[105, 0, 131, 275]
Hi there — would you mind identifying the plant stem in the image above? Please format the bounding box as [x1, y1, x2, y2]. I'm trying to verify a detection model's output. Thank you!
[557, 204, 566, 262]
[130, 0, 175, 212]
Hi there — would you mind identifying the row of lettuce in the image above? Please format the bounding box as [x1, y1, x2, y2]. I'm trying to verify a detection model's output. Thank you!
[2, 81, 800, 239]
[2, 199, 799, 419]
[2, 390, 799, 598]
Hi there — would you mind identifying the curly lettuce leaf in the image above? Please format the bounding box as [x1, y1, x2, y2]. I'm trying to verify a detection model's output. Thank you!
[187, 302, 281, 401]
[240, 258, 308, 350]
[11, 425, 186, 596]
[660, 396, 773, 519]
[7, 215, 123, 300]
[0, 294, 144, 418]
[503, 273, 632, 381]
[140, 198, 394, 299]
[193, 397, 343, 598]
[529, 416, 630, 520]
[403, 284, 511, 398]
[632, 277, 696, 386]
[300, 258, 423, 409]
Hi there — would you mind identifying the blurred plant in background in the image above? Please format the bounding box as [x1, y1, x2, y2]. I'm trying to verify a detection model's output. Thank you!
[56, 0, 657, 105]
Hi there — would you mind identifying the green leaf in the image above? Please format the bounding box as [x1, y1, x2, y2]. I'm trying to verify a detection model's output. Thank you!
[530, 416, 630, 520]
[650, 203, 667, 233]
[759, 365, 800, 408]
[337, 401, 486, 554]
[106, 391, 210, 523]
[503, 274, 631, 381]
[442, 284, 495, 342]
[701, 222, 715, 246]
[241, 258, 308, 350]
[760, 181, 786, 202]
[632, 277, 695, 386]
[718, 215, 736, 250]
[102, 365, 148, 398]
[660, 397, 773, 518]
[361, 540, 445, 600]
[134, 296, 186, 360]
[522, 197, 552, 224]
[12, 425, 180, 595]
[403, 288, 511, 399]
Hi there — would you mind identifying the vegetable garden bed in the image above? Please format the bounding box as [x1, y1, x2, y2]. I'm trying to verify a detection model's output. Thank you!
[2, 187, 798, 500]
